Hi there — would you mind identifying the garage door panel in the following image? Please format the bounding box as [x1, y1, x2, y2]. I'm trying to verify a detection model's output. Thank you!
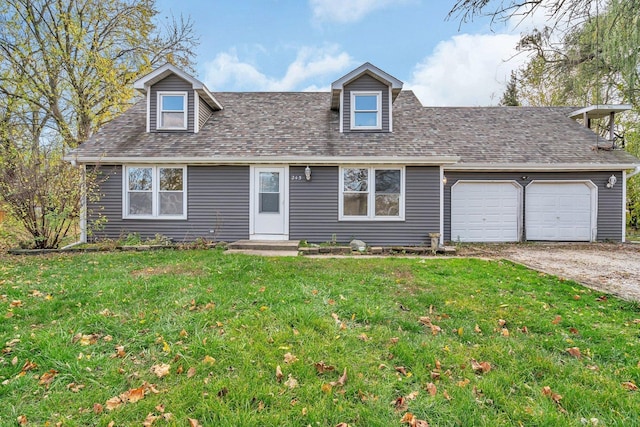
[451, 181, 521, 242]
[525, 182, 594, 241]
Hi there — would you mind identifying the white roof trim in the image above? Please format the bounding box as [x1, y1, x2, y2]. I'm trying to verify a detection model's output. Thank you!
[133, 63, 223, 111]
[445, 163, 639, 172]
[569, 104, 632, 120]
[331, 62, 403, 90]
[66, 155, 460, 166]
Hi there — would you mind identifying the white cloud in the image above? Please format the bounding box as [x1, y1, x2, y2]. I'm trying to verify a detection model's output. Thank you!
[203, 46, 354, 91]
[309, 0, 397, 23]
[407, 33, 528, 106]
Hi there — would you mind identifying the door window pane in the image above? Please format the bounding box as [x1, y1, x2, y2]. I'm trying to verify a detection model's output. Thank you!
[259, 172, 280, 213]
[260, 172, 280, 193]
[259, 193, 279, 213]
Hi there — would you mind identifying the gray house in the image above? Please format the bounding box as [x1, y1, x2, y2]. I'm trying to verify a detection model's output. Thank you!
[68, 62, 640, 245]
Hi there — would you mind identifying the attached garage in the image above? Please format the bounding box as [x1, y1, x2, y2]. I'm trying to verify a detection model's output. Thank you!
[451, 181, 522, 242]
[525, 181, 596, 241]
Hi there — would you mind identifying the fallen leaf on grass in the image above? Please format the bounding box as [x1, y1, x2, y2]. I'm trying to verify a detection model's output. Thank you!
[426, 382, 437, 396]
[314, 361, 335, 374]
[106, 396, 123, 411]
[276, 365, 284, 382]
[330, 368, 348, 387]
[93, 403, 103, 414]
[567, 347, 581, 359]
[552, 315, 562, 325]
[622, 381, 638, 391]
[284, 352, 298, 364]
[67, 382, 85, 392]
[150, 363, 171, 378]
[401, 412, 430, 426]
[112, 345, 126, 359]
[395, 366, 408, 376]
[471, 359, 491, 374]
[17, 415, 27, 425]
[498, 319, 506, 327]
[393, 396, 407, 411]
[72, 333, 100, 346]
[474, 324, 482, 333]
[187, 367, 196, 378]
[18, 360, 37, 376]
[188, 418, 202, 427]
[10, 300, 23, 308]
[542, 385, 563, 403]
[203, 355, 216, 365]
[284, 374, 298, 389]
[38, 369, 58, 387]
[143, 413, 158, 426]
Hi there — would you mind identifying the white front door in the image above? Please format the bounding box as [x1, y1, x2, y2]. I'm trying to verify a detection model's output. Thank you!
[251, 167, 288, 240]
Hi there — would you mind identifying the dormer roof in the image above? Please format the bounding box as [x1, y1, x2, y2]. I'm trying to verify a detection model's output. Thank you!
[330, 62, 403, 110]
[133, 63, 223, 111]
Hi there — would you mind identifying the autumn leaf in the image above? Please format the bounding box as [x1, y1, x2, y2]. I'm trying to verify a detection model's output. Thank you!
[284, 374, 298, 389]
[321, 383, 333, 393]
[72, 333, 100, 346]
[498, 319, 506, 327]
[474, 324, 482, 333]
[471, 359, 491, 374]
[283, 352, 298, 364]
[123, 385, 146, 403]
[457, 378, 470, 387]
[542, 385, 563, 402]
[426, 382, 437, 396]
[143, 413, 158, 426]
[393, 396, 408, 411]
[112, 345, 126, 358]
[67, 382, 85, 392]
[406, 391, 419, 400]
[203, 355, 216, 365]
[93, 403, 104, 414]
[336, 367, 347, 386]
[187, 367, 196, 378]
[569, 327, 579, 335]
[622, 381, 638, 391]
[19, 360, 37, 376]
[150, 363, 171, 378]
[105, 396, 123, 411]
[501, 328, 510, 337]
[17, 415, 27, 425]
[38, 369, 58, 387]
[10, 300, 23, 307]
[443, 390, 452, 401]
[401, 412, 430, 427]
[314, 361, 336, 374]
[395, 366, 408, 376]
[552, 315, 562, 325]
[188, 418, 202, 427]
[276, 365, 284, 382]
[567, 347, 581, 359]
[358, 333, 369, 341]
[520, 326, 529, 334]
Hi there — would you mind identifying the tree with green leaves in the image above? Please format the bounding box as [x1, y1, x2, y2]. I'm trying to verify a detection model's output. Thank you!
[0, 0, 198, 248]
[499, 71, 520, 106]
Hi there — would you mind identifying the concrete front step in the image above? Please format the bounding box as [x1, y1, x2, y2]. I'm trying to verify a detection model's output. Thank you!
[227, 240, 300, 251]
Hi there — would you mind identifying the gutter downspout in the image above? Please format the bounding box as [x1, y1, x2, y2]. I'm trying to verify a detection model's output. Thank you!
[628, 166, 640, 178]
[622, 166, 640, 243]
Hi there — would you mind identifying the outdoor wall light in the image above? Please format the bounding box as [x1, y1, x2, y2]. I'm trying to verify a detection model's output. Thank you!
[606, 174, 617, 188]
[304, 166, 312, 181]
[442, 176, 448, 185]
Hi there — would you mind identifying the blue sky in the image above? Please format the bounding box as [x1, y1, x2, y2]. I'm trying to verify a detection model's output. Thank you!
[156, 0, 538, 106]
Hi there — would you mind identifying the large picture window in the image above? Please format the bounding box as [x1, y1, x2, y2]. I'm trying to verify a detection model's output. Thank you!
[340, 166, 404, 220]
[125, 166, 186, 219]
[350, 91, 382, 130]
[157, 92, 187, 130]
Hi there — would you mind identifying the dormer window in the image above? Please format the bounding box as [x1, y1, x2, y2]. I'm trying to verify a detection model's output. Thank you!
[158, 92, 187, 130]
[351, 91, 382, 130]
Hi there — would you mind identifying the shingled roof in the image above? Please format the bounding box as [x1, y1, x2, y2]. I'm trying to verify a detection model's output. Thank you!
[70, 90, 639, 170]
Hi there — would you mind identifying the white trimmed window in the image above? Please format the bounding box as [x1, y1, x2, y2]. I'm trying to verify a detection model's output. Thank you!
[350, 91, 382, 130]
[157, 92, 187, 130]
[340, 166, 404, 220]
[124, 166, 187, 219]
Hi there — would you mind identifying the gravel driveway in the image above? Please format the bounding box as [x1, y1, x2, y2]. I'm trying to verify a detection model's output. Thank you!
[460, 243, 640, 302]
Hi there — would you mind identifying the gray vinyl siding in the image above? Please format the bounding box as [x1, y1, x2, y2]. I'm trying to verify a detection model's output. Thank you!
[289, 166, 440, 245]
[198, 96, 213, 130]
[443, 171, 624, 242]
[149, 74, 195, 132]
[343, 74, 390, 132]
[87, 165, 249, 242]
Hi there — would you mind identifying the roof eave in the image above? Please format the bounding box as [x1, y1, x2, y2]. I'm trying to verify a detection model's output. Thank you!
[444, 162, 639, 172]
[64, 155, 460, 166]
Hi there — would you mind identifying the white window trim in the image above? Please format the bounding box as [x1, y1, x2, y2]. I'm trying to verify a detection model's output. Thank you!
[339, 166, 405, 221]
[350, 91, 382, 130]
[123, 165, 187, 220]
[157, 91, 188, 130]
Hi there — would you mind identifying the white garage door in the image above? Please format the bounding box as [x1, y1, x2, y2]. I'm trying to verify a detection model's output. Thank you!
[451, 181, 521, 242]
[525, 182, 595, 241]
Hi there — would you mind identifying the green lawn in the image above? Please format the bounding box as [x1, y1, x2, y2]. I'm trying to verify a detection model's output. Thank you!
[1, 250, 639, 426]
